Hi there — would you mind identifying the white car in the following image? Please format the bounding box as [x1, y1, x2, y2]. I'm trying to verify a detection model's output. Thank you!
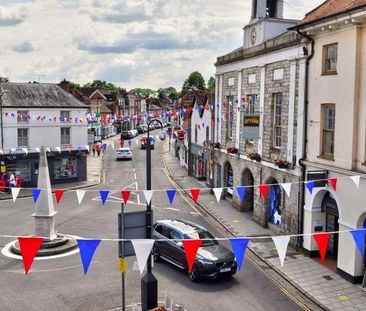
[130, 129, 139, 137]
[116, 148, 133, 160]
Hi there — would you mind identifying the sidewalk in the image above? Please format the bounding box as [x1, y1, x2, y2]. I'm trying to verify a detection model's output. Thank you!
[0, 135, 120, 200]
[162, 142, 366, 311]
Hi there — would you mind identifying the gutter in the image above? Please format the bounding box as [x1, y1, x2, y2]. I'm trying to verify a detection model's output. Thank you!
[295, 28, 314, 250]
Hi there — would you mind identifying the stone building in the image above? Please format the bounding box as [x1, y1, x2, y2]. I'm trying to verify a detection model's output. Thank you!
[214, 0, 309, 238]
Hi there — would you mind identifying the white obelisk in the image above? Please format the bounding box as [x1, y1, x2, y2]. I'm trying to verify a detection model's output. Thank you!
[32, 146, 57, 240]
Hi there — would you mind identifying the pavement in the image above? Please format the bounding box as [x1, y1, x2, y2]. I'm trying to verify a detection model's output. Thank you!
[162, 142, 366, 311]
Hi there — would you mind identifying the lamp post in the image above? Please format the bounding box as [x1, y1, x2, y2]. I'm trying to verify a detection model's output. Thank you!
[0, 89, 9, 149]
[141, 103, 165, 311]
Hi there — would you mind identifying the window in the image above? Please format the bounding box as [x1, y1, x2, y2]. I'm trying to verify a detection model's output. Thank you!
[61, 127, 71, 145]
[54, 157, 77, 179]
[245, 94, 258, 114]
[273, 93, 282, 148]
[17, 128, 28, 147]
[226, 97, 234, 140]
[6, 160, 31, 182]
[206, 126, 209, 142]
[323, 43, 338, 74]
[60, 111, 70, 123]
[17, 110, 29, 123]
[321, 104, 335, 157]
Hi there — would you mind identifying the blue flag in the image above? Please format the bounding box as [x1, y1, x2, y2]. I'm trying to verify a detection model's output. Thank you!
[350, 230, 366, 256]
[99, 190, 109, 205]
[216, 117, 220, 123]
[306, 181, 315, 194]
[77, 239, 101, 274]
[166, 190, 176, 205]
[32, 189, 41, 203]
[128, 140, 132, 147]
[236, 186, 247, 202]
[168, 133, 172, 140]
[102, 143, 107, 151]
[229, 239, 249, 271]
[185, 128, 190, 134]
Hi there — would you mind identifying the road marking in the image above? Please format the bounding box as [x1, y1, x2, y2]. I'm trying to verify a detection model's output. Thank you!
[163, 207, 180, 211]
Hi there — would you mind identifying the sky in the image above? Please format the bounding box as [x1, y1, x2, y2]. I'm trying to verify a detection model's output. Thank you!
[0, 0, 324, 90]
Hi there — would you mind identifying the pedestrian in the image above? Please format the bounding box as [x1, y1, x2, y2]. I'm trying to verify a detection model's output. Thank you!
[120, 139, 124, 148]
[96, 143, 101, 157]
[92, 143, 96, 156]
[8, 172, 15, 194]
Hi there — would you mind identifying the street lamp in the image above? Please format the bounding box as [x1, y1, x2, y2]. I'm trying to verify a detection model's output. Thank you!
[141, 103, 166, 311]
[0, 89, 9, 149]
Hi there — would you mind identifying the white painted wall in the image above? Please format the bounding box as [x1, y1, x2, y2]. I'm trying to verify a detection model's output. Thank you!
[190, 103, 212, 146]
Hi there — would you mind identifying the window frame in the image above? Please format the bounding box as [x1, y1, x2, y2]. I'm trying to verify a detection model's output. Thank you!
[17, 128, 29, 147]
[60, 110, 71, 123]
[320, 104, 336, 158]
[61, 127, 71, 146]
[322, 43, 338, 75]
[17, 110, 29, 124]
[272, 93, 283, 149]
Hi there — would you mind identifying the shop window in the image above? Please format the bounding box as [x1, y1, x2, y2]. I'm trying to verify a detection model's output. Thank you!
[60, 111, 70, 123]
[17, 128, 29, 147]
[61, 127, 71, 146]
[245, 94, 258, 115]
[54, 157, 77, 179]
[6, 160, 31, 182]
[321, 104, 335, 158]
[17, 110, 29, 123]
[322, 43, 338, 75]
[269, 185, 282, 227]
[273, 93, 282, 148]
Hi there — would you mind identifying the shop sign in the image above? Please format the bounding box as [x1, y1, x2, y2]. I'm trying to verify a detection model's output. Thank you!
[243, 115, 260, 140]
[0, 165, 6, 173]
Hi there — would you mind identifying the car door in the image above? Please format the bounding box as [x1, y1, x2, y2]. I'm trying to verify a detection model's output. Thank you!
[167, 228, 185, 268]
[153, 224, 170, 256]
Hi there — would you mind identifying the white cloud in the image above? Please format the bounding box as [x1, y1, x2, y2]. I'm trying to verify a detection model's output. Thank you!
[0, 0, 324, 89]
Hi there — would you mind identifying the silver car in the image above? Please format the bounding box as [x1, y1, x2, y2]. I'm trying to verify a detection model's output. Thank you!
[116, 148, 133, 160]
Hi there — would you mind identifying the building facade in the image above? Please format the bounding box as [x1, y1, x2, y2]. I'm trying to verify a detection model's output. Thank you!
[0, 83, 88, 187]
[214, 0, 308, 238]
[295, 0, 366, 283]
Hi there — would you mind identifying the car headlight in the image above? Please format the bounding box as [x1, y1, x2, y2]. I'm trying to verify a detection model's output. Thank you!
[198, 259, 214, 265]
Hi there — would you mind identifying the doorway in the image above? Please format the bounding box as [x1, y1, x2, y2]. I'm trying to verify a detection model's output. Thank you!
[241, 169, 254, 211]
[322, 192, 339, 260]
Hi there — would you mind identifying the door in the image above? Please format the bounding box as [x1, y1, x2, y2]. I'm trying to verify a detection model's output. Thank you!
[167, 229, 185, 267]
[326, 213, 339, 259]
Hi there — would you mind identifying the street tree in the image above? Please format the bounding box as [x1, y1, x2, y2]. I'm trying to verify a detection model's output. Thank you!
[157, 87, 180, 102]
[129, 88, 157, 99]
[181, 71, 206, 95]
[83, 80, 119, 91]
[207, 76, 215, 92]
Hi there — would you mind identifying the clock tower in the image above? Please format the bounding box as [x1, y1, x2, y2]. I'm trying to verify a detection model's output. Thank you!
[243, 0, 298, 48]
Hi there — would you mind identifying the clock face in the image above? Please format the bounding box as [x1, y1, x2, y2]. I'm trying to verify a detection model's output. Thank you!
[250, 27, 257, 46]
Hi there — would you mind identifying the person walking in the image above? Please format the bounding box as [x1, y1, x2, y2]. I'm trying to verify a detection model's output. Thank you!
[96, 143, 101, 157]
[92, 143, 96, 156]
[120, 138, 124, 148]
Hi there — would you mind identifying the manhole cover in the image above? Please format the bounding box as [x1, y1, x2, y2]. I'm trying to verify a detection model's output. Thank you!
[323, 275, 333, 281]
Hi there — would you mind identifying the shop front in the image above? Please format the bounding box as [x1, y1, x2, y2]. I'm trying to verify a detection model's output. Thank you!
[190, 144, 208, 181]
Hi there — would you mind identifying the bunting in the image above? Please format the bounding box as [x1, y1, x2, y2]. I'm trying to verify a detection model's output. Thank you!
[350, 176, 360, 189]
[32, 189, 41, 203]
[259, 185, 269, 200]
[306, 181, 315, 194]
[131, 239, 155, 275]
[54, 189, 65, 204]
[121, 191, 131, 205]
[280, 183, 292, 197]
[77, 239, 101, 275]
[190, 189, 200, 204]
[182, 239, 202, 273]
[272, 236, 291, 267]
[313, 233, 330, 262]
[99, 190, 109, 205]
[328, 178, 337, 191]
[213, 188, 223, 203]
[76, 190, 86, 205]
[236, 186, 246, 202]
[229, 239, 249, 271]
[18, 237, 44, 274]
[350, 230, 366, 257]
[143, 190, 153, 205]
[166, 190, 176, 205]
[11, 187, 21, 202]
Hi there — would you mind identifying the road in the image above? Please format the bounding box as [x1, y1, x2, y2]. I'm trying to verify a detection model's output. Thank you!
[0, 133, 303, 311]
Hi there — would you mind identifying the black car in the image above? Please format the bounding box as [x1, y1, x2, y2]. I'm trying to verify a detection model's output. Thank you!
[152, 219, 237, 282]
[120, 131, 133, 139]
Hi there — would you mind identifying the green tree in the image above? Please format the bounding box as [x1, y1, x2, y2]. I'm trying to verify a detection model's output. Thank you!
[129, 88, 157, 99]
[181, 71, 206, 94]
[207, 76, 215, 92]
[83, 80, 119, 91]
[157, 87, 180, 102]
[0, 77, 9, 83]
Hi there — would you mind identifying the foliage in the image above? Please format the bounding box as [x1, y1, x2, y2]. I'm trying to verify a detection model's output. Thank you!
[82, 80, 120, 91]
[207, 76, 215, 91]
[274, 159, 290, 169]
[247, 152, 262, 162]
[181, 71, 206, 94]
[227, 147, 238, 154]
[129, 88, 157, 99]
[157, 87, 180, 102]
[0, 76, 9, 83]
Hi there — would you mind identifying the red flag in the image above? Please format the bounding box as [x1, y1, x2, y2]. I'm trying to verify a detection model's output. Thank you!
[182, 239, 202, 272]
[313, 233, 330, 262]
[190, 189, 201, 204]
[259, 185, 269, 200]
[328, 178, 337, 191]
[121, 191, 131, 205]
[54, 189, 65, 204]
[18, 237, 44, 274]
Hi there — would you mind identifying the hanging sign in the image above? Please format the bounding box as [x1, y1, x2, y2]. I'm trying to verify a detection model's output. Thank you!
[243, 115, 260, 140]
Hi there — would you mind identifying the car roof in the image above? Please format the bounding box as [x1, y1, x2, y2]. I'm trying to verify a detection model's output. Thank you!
[118, 148, 131, 151]
[155, 219, 206, 234]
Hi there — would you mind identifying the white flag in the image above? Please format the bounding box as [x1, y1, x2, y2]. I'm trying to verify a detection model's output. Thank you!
[76, 190, 86, 205]
[213, 188, 223, 203]
[350, 176, 360, 189]
[110, 144, 114, 150]
[10, 148, 16, 153]
[84, 145, 90, 152]
[0, 149, 3, 155]
[22, 148, 28, 155]
[280, 183, 292, 197]
[143, 190, 154, 205]
[11, 188, 21, 202]
[131, 239, 155, 275]
[46, 147, 51, 152]
[55, 147, 61, 154]
[272, 236, 291, 267]
[35, 148, 40, 153]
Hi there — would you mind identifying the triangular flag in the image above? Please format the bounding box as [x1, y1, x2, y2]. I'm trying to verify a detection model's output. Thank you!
[54, 189, 65, 204]
[46, 147, 51, 153]
[236, 186, 247, 202]
[77, 239, 101, 274]
[35, 148, 40, 153]
[142, 190, 153, 205]
[182, 239, 202, 272]
[166, 190, 176, 205]
[350, 176, 360, 189]
[213, 188, 223, 203]
[280, 183, 292, 197]
[350, 230, 366, 257]
[55, 147, 61, 153]
[229, 239, 249, 271]
[131, 239, 155, 275]
[99, 190, 109, 205]
[313, 233, 330, 262]
[190, 189, 200, 204]
[306, 181, 315, 194]
[128, 140, 132, 147]
[328, 178, 337, 191]
[76, 190, 86, 205]
[84, 145, 90, 152]
[102, 143, 107, 151]
[22, 148, 28, 155]
[18, 237, 44, 274]
[32, 189, 41, 203]
[121, 190, 131, 205]
[259, 185, 269, 200]
[11, 187, 21, 202]
[272, 236, 291, 267]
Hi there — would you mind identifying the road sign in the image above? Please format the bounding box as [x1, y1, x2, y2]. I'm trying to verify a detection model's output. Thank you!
[119, 257, 127, 273]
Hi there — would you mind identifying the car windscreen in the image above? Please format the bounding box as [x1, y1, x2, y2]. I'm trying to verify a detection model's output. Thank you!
[183, 230, 217, 246]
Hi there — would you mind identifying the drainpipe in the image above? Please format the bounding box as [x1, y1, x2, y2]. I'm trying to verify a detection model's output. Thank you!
[296, 28, 314, 250]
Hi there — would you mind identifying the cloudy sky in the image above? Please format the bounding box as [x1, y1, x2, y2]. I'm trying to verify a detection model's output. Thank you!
[0, 0, 323, 90]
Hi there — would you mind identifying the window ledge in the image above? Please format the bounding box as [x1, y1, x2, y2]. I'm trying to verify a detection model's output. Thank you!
[317, 155, 335, 161]
[321, 71, 337, 76]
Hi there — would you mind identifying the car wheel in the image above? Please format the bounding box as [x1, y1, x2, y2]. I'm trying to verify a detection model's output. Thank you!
[152, 245, 161, 263]
[189, 264, 200, 283]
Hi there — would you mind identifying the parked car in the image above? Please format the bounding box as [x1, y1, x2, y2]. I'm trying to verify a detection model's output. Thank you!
[137, 125, 148, 134]
[140, 136, 155, 149]
[148, 124, 155, 130]
[116, 147, 133, 160]
[152, 219, 237, 282]
[121, 131, 133, 139]
[130, 129, 139, 137]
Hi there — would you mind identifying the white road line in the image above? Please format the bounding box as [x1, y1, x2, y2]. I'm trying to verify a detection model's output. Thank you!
[163, 207, 180, 211]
